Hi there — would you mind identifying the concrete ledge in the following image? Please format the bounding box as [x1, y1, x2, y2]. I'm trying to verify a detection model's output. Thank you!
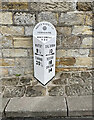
[0, 95, 10, 118]
[5, 96, 67, 117]
[4, 95, 94, 118]
[67, 95, 93, 117]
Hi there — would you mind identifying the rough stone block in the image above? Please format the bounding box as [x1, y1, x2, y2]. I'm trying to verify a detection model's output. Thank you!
[2, 49, 28, 57]
[77, 2, 93, 11]
[0, 68, 8, 77]
[13, 37, 32, 48]
[1, 76, 19, 86]
[0, 26, 24, 36]
[5, 96, 67, 117]
[0, 12, 12, 24]
[38, 12, 58, 25]
[15, 58, 33, 68]
[59, 12, 85, 25]
[48, 86, 65, 96]
[0, 50, 2, 58]
[26, 86, 46, 97]
[89, 49, 94, 57]
[14, 12, 35, 25]
[2, 2, 28, 10]
[76, 57, 92, 67]
[85, 12, 92, 26]
[72, 26, 92, 35]
[61, 36, 81, 48]
[56, 27, 71, 37]
[2, 36, 13, 48]
[67, 95, 93, 116]
[25, 26, 34, 36]
[81, 37, 93, 48]
[0, 59, 15, 66]
[3, 86, 26, 98]
[30, 2, 75, 12]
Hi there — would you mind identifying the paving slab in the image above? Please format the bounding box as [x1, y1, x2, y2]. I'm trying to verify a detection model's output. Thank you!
[5, 96, 67, 117]
[67, 95, 94, 117]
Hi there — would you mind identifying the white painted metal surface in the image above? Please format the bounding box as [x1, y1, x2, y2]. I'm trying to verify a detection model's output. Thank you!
[33, 21, 57, 85]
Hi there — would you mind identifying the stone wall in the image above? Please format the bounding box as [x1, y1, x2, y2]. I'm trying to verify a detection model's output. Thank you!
[0, 1, 94, 98]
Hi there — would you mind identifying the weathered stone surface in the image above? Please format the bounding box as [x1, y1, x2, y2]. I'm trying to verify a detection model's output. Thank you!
[3, 86, 26, 98]
[0, 26, 24, 36]
[25, 26, 34, 36]
[59, 12, 85, 25]
[81, 37, 92, 48]
[0, 68, 8, 77]
[15, 58, 33, 68]
[76, 57, 92, 67]
[2, 76, 19, 86]
[85, 13, 92, 26]
[14, 12, 35, 25]
[0, 12, 12, 24]
[59, 57, 76, 66]
[30, 2, 75, 12]
[89, 49, 94, 57]
[2, 36, 13, 48]
[52, 78, 67, 85]
[56, 50, 66, 58]
[56, 27, 71, 37]
[7, 67, 25, 76]
[65, 82, 92, 96]
[56, 36, 61, 47]
[62, 36, 81, 48]
[77, 2, 93, 11]
[19, 75, 32, 85]
[2, 2, 28, 10]
[2, 49, 28, 57]
[38, 12, 58, 25]
[67, 95, 93, 116]
[48, 86, 65, 96]
[72, 26, 92, 35]
[26, 86, 46, 97]
[5, 96, 67, 117]
[13, 37, 32, 48]
[0, 59, 14, 66]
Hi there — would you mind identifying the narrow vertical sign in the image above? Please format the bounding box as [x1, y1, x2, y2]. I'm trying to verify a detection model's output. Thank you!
[33, 21, 57, 85]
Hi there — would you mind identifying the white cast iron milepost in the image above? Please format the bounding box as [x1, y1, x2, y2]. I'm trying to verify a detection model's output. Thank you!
[33, 21, 57, 85]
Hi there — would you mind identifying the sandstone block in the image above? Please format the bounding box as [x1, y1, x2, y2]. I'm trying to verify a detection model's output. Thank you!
[30, 2, 75, 12]
[0, 59, 14, 66]
[0, 12, 12, 24]
[0, 50, 2, 58]
[2, 2, 28, 10]
[25, 26, 34, 36]
[85, 12, 92, 26]
[75, 57, 92, 67]
[59, 12, 85, 25]
[38, 12, 58, 25]
[14, 12, 35, 25]
[89, 49, 94, 57]
[13, 37, 32, 48]
[81, 37, 93, 48]
[0, 26, 24, 36]
[56, 27, 71, 37]
[72, 26, 92, 35]
[2, 49, 28, 57]
[2, 36, 13, 48]
[62, 36, 81, 48]
[0, 68, 8, 77]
